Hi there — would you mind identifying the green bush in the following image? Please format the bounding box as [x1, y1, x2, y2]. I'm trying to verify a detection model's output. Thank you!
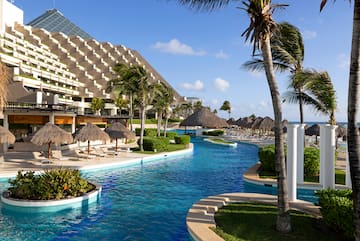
[258, 144, 276, 172]
[202, 130, 224, 136]
[135, 128, 157, 137]
[304, 147, 320, 177]
[315, 189, 354, 239]
[174, 135, 190, 144]
[8, 169, 95, 200]
[163, 131, 177, 139]
[139, 137, 169, 152]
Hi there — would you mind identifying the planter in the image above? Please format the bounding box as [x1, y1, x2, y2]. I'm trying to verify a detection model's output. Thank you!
[1, 183, 102, 212]
[204, 138, 238, 147]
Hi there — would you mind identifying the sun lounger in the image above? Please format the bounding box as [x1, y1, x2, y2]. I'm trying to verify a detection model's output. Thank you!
[32, 151, 52, 164]
[52, 150, 70, 161]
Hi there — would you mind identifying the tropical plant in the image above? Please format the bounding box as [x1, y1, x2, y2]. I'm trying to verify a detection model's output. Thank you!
[321, 1, 360, 239]
[114, 96, 129, 116]
[107, 63, 137, 131]
[220, 100, 231, 118]
[244, 22, 337, 124]
[8, 169, 94, 200]
[90, 97, 105, 115]
[152, 83, 175, 137]
[108, 63, 155, 151]
[178, 0, 291, 232]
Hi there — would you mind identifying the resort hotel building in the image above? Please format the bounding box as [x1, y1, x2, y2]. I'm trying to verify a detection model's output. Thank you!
[0, 0, 184, 142]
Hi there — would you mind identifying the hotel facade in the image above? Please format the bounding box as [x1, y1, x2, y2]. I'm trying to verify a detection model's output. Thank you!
[0, 0, 183, 141]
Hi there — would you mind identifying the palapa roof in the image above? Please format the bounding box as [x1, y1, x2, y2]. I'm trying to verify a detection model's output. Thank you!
[180, 107, 229, 128]
[258, 117, 274, 131]
[31, 122, 73, 145]
[305, 124, 320, 136]
[105, 122, 135, 140]
[0, 126, 15, 144]
[75, 122, 110, 142]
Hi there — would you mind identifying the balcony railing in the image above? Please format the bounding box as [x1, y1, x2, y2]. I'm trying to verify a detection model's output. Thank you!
[5, 102, 77, 113]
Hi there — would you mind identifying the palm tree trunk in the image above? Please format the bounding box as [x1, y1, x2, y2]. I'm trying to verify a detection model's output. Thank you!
[261, 37, 291, 233]
[157, 110, 162, 137]
[299, 90, 304, 124]
[140, 104, 146, 152]
[163, 114, 169, 137]
[348, 1, 360, 239]
[129, 92, 133, 132]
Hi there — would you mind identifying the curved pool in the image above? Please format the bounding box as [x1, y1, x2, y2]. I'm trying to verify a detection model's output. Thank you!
[0, 137, 316, 241]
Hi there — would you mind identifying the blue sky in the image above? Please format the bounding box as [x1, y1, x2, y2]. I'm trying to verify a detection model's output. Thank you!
[13, 0, 354, 122]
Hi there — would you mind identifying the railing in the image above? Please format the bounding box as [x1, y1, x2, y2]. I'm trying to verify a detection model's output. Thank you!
[4, 102, 77, 112]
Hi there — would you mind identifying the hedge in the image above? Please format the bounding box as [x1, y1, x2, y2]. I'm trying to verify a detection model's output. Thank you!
[202, 130, 224, 136]
[315, 189, 354, 239]
[138, 137, 169, 152]
[174, 135, 190, 144]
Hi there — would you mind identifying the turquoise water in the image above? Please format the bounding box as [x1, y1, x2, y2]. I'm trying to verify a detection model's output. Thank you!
[0, 137, 316, 241]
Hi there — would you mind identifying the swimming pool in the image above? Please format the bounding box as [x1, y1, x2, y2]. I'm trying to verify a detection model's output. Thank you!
[0, 137, 317, 241]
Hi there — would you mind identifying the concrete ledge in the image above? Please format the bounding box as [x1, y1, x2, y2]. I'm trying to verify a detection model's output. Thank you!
[186, 192, 321, 241]
[1, 183, 101, 212]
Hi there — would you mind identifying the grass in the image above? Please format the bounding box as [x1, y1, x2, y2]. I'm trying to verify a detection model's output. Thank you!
[212, 202, 344, 241]
[259, 169, 346, 185]
[131, 143, 187, 154]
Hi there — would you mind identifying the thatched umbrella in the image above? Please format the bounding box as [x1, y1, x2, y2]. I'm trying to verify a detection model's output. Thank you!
[180, 107, 229, 128]
[305, 124, 320, 144]
[31, 122, 73, 158]
[105, 122, 135, 151]
[259, 116, 274, 132]
[236, 117, 254, 129]
[227, 118, 237, 126]
[75, 122, 110, 155]
[0, 126, 15, 144]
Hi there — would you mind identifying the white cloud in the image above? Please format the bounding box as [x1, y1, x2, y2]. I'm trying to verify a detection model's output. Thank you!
[213, 78, 230, 92]
[302, 30, 317, 40]
[215, 50, 229, 59]
[180, 80, 205, 91]
[337, 53, 350, 69]
[151, 39, 206, 56]
[211, 99, 219, 105]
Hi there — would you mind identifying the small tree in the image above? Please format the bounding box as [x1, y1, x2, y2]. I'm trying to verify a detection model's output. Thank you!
[90, 98, 105, 115]
[220, 100, 231, 118]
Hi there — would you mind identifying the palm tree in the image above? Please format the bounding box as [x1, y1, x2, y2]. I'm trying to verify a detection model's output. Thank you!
[107, 63, 137, 131]
[107, 63, 154, 151]
[90, 97, 105, 115]
[0, 61, 8, 110]
[283, 69, 337, 124]
[220, 100, 231, 118]
[114, 96, 129, 116]
[178, 0, 291, 232]
[321, 1, 360, 239]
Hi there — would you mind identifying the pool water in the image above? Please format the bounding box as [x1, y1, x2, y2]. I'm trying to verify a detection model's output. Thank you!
[0, 137, 317, 241]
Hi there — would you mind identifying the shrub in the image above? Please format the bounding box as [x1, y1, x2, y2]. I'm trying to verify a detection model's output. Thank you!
[135, 128, 157, 137]
[140, 137, 169, 152]
[303, 147, 320, 177]
[258, 144, 276, 172]
[202, 130, 224, 136]
[163, 131, 177, 139]
[174, 135, 190, 144]
[315, 189, 354, 239]
[8, 169, 95, 200]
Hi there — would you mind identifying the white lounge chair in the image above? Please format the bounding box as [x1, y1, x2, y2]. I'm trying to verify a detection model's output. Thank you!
[32, 152, 52, 164]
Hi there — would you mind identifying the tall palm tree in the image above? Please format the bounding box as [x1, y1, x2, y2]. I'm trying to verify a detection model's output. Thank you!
[0, 61, 8, 110]
[107, 63, 154, 151]
[321, 0, 360, 239]
[178, 0, 291, 232]
[152, 83, 174, 136]
[161, 87, 174, 137]
[107, 63, 137, 131]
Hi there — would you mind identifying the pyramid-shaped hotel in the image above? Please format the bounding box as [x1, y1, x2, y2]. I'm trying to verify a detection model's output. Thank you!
[0, 0, 184, 139]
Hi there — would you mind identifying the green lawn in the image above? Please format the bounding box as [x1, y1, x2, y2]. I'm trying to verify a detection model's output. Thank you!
[132, 143, 187, 154]
[259, 169, 346, 185]
[213, 202, 344, 241]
